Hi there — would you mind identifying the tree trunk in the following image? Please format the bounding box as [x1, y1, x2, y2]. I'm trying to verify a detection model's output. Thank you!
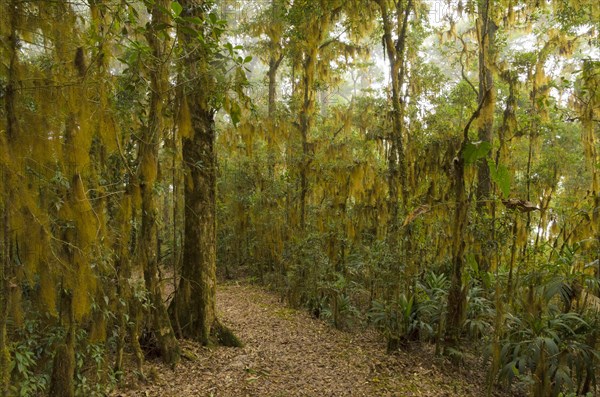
[476, 0, 495, 206]
[49, 292, 75, 397]
[0, 177, 10, 397]
[138, 0, 180, 367]
[268, 52, 283, 118]
[474, 0, 496, 276]
[578, 61, 600, 297]
[265, 0, 283, 188]
[176, 111, 226, 344]
[444, 90, 490, 349]
[444, 155, 468, 348]
[377, 0, 411, 244]
[0, 0, 17, 391]
[299, 45, 319, 230]
[170, 0, 241, 347]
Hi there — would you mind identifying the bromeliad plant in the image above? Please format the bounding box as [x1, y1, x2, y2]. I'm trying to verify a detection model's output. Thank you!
[498, 306, 598, 397]
[495, 258, 600, 397]
[369, 272, 451, 351]
[369, 293, 421, 352]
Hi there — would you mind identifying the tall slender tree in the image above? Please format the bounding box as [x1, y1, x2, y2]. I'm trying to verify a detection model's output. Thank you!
[137, 0, 180, 366]
[474, 0, 496, 274]
[171, 0, 240, 346]
[375, 0, 412, 240]
[0, 0, 18, 393]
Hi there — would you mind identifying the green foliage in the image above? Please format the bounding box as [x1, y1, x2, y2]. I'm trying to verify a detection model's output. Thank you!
[284, 233, 330, 308]
[415, 272, 450, 340]
[369, 294, 421, 350]
[171, 1, 183, 17]
[497, 307, 597, 397]
[8, 319, 58, 396]
[463, 141, 492, 164]
[10, 343, 49, 397]
[318, 272, 362, 329]
[74, 335, 120, 397]
[493, 247, 600, 396]
[3, 0, 599, 393]
[8, 319, 120, 397]
[464, 285, 494, 339]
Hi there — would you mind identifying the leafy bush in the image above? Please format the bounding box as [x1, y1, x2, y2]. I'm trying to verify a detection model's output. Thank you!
[495, 265, 599, 397]
[9, 318, 120, 397]
[464, 284, 494, 340]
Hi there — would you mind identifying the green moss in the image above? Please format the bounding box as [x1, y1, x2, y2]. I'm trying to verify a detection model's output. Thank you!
[49, 342, 75, 397]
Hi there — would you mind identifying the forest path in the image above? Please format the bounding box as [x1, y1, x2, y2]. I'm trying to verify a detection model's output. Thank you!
[119, 283, 496, 397]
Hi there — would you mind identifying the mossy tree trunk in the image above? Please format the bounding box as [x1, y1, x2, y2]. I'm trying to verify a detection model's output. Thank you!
[267, 0, 284, 120]
[49, 291, 75, 397]
[475, 0, 495, 206]
[297, 13, 327, 231]
[578, 61, 600, 293]
[444, 90, 490, 350]
[0, 174, 11, 397]
[376, 0, 411, 245]
[170, 0, 240, 347]
[475, 0, 496, 274]
[175, 108, 222, 344]
[444, 154, 468, 349]
[0, 0, 17, 392]
[137, 0, 180, 366]
[376, 0, 415, 350]
[0, 191, 9, 397]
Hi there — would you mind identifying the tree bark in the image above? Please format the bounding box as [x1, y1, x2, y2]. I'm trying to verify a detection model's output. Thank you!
[171, 0, 241, 347]
[298, 36, 321, 230]
[268, 54, 283, 118]
[0, 0, 17, 392]
[475, 0, 496, 275]
[0, 185, 9, 397]
[138, 0, 180, 366]
[49, 292, 75, 397]
[444, 90, 490, 349]
[476, 0, 495, 206]
[376, 0, 411, 243]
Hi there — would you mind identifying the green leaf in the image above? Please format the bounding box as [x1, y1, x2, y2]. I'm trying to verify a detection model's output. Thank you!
[243, 55, 253, 64]
[184, 16, 203, 24]
[462, 141, 492, 164]
[171, 1, 183, 17]
[487, 159, 511, 197]
[179, 25, 198, 37]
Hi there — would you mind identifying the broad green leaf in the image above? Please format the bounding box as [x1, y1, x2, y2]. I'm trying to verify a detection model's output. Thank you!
[171, 1, 183, 17]
[179, 25, 198, 37]
[462, 141, 492, 164]
[184, 16, 203, 24]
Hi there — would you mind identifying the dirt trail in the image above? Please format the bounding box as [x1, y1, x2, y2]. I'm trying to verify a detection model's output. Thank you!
[116, 283, 499, 396]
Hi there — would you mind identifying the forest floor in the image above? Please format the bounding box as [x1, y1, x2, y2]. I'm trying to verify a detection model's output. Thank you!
[114, 282, 512, 397]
